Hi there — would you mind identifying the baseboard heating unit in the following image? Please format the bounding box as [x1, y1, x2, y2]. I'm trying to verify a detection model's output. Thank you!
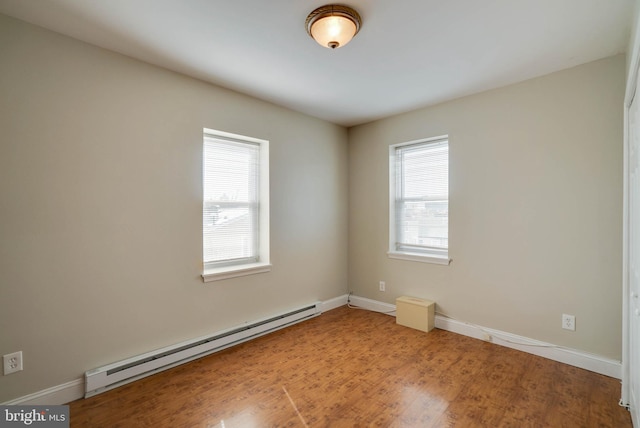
[84, 302, 321, 398]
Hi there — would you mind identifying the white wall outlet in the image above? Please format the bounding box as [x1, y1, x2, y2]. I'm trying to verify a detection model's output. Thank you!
[562, 314, 576, 331]
[3, 351, 23, 375]
[379, 281, 386, 292]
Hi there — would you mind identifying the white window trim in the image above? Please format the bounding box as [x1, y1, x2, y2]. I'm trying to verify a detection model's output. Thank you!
[388, 135, 452, 266]
[201, 128, 270, 282]
[387, 251, 451, 265]
[202, 262, 272, 282]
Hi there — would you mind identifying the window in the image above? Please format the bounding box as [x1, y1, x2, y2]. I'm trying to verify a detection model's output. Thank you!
[389, 135, 450, 265]
[202, 128, 270, 282]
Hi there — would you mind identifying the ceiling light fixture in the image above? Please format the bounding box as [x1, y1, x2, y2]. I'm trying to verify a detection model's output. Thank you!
[305, 4, 362, 49]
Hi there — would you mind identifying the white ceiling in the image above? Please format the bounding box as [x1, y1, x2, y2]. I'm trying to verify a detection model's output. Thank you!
[0, 0, 634, 127]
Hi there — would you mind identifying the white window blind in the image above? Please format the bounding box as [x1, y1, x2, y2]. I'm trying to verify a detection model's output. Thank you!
[203, 134, 260, 269]
[390, 137, 449, 262]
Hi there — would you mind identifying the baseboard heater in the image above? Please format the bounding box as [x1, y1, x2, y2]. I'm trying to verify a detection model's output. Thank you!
[84, 302, 322, 398]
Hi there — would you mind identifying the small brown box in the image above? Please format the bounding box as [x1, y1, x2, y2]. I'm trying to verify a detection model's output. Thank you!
[396, 296, 435, 332]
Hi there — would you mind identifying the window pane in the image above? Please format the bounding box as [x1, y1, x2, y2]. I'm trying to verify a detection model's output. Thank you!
[203, 203, 257, 263]
[400, 143, 448, 200]
[397, 200, 448, 250]
[203, 136, 259, 266]
[393, 138, 449, 257]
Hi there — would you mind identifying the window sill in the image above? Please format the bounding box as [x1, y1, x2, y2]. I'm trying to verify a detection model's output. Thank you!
[387, 251, 451, 266]
[202, 262, 272, 282]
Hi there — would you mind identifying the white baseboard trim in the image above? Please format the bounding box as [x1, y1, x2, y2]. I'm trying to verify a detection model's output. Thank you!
[2, 378, 84, 405]
[435, 314, 622, 379]
[348, 295, 621, 379]
[320, 294, 349, 312]
[348, 295, 397, 315]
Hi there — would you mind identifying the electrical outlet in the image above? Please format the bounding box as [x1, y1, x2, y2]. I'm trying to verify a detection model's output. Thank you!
[562, 314, 576, 331]
[3, 351, 23, 375]
[379, 281, 385, 292]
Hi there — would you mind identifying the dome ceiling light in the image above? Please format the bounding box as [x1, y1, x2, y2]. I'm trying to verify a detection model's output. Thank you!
[305, 4, 362, 49]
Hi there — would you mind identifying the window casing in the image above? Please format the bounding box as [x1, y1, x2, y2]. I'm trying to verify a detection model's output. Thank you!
[202, 128, 270, 281]
[389, 136, 450, 265]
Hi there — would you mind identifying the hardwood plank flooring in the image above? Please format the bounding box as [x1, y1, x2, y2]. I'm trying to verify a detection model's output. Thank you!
[68, 306, 631, 427]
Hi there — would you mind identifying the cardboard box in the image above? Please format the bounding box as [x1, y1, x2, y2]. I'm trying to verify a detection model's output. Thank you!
[396, 296, 435, 332]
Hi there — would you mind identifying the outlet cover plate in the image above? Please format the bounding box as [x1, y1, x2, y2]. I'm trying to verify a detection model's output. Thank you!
[562, 314, 576, 331]
[3, 351, 23, 375]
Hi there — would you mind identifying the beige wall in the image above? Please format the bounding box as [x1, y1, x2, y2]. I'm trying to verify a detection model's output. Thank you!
[349, 55, 625, 360]
[0, 14, 348, 402]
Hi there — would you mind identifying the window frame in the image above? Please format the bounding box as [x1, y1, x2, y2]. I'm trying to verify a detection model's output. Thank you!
[388, 135, 451, 266]
[201, 128, 270, 282]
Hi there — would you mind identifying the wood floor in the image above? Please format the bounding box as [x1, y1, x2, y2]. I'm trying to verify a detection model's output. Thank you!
[68, 306, 631, 427]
